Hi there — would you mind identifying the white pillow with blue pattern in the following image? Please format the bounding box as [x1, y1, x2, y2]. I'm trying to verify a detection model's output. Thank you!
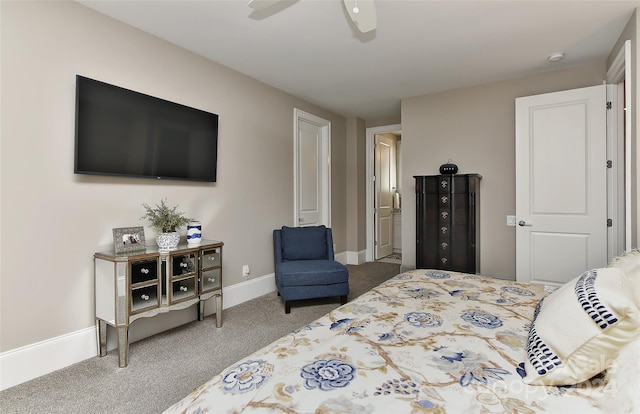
[522, 266, 640, 386]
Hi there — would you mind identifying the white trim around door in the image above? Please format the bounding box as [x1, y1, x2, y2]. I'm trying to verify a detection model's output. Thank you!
[605, 40, 632, 252]
[366, 124, 402, 262]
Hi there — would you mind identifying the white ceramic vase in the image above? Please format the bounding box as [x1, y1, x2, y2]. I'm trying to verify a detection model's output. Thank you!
[187, 221, 202, 245]
[156, 231, 180, 252]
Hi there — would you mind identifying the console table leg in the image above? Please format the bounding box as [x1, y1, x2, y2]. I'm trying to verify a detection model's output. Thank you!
[96, 319, 107, 357]
[215, 294, 223, 328]
[198, 300, 205, 321]
[116, 326, 129, 368]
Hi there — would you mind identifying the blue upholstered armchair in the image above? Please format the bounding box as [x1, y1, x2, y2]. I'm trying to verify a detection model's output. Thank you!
[273, 226, 349, 313]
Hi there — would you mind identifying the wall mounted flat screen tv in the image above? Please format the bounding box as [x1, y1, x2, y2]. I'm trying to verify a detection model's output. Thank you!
[74, 75, 218, 182]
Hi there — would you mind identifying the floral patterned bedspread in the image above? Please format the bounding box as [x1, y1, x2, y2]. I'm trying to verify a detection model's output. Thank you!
[164, 270, 612, 413]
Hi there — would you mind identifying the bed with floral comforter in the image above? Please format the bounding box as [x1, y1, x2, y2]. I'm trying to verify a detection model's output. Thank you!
[164, 269, 621, 413]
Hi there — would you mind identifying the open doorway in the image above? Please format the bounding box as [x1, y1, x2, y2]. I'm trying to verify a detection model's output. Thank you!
[366, 124, 402, 264]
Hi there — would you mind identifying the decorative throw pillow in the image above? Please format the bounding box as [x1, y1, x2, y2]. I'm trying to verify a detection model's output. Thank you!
[522, 266, 640, 386]
[280, 225, 327, 261]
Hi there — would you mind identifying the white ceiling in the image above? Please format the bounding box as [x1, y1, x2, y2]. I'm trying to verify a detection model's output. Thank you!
[78, 0, 638, 120]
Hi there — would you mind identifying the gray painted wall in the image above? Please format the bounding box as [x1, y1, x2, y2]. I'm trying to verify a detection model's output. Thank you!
[1, 1, 347, 352]
[401, 62, 607, 279]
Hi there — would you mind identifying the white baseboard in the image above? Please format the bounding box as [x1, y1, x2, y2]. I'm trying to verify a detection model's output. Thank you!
[0, 326, 97, 391]
[334, 251, 348, 264]
[0, 273, 277, 392]
[344, 250, 366, 265]
[218, 272, 276, 310]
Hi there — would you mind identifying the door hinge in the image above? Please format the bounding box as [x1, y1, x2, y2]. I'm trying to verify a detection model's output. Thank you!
[606, 101, 612, 110]
[607, 160, 613, 168]
[374, 240, 378, 246]
[607, 218, 613, 227]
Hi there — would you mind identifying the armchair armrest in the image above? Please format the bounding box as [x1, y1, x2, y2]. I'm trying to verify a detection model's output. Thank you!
[325, 228, 335, 260]
[273, 229, 283, 264]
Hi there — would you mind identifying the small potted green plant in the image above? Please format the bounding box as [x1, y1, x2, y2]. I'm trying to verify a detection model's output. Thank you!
[141, 198, 191, 251]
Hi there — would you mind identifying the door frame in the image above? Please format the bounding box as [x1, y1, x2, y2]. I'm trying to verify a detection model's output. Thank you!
[366, 124, 401, 262]
[605, 40, 632, 253]
[606, 83, 625, 261]
[293, 108, 331, 227]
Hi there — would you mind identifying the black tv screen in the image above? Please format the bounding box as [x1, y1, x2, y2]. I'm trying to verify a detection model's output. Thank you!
[74, 75, 218, 182]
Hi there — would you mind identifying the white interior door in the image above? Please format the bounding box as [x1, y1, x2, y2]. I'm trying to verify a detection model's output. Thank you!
[515, 85, 607, 285]
[375, 135, 395, 259]
[294, 109, 330, 228]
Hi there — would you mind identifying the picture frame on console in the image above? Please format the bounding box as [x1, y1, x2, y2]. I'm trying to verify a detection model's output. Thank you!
[112, 226, 146, 254]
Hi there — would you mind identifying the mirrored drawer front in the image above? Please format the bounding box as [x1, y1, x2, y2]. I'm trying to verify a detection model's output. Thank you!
[201, 268, 221, 292]
[171, 253, 197, 277]
[131, 259, 158, 284]
[131, 285, 158, 313]
[171, 277, 197, 302]
[201, 249, 221, 269]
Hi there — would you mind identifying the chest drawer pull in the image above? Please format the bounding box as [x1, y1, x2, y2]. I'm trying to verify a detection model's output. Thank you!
[140, 268, 149, 274]
[141, 294, 150, 301]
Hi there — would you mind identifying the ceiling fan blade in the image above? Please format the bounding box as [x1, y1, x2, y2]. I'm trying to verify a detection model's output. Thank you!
[343, 0, 376, 33]
[247, 0, 282, 11]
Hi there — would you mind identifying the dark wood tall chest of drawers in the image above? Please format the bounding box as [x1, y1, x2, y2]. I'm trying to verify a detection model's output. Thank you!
[415, 174, 481, 273]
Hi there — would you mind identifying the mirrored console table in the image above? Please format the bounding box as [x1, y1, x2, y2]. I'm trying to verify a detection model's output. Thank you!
[94, 239, 223, 367]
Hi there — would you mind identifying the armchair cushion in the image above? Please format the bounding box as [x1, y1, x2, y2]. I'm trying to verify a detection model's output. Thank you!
[276, 260, 349, 287]
[280, 225, 328, 261]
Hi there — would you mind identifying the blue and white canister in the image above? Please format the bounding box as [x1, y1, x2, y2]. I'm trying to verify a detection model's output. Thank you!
[187, 221, 202, 245]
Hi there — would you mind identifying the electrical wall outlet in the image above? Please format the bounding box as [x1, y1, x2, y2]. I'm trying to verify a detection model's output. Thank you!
[242, 264, 250, 277]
